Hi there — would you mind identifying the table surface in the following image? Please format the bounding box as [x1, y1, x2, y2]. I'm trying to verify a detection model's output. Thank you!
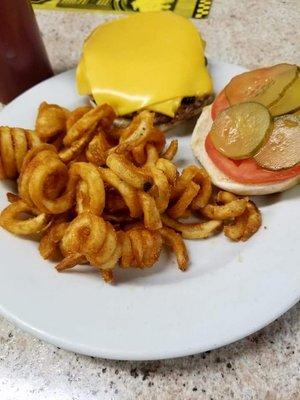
[1, 1, 300, 399]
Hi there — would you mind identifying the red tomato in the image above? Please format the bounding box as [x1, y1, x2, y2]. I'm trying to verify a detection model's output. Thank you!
[205, 135, 300, 184]
[211, 90, 229, 120]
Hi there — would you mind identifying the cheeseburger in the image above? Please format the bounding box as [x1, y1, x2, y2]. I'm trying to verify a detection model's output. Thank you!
[76, 12, 213, 129]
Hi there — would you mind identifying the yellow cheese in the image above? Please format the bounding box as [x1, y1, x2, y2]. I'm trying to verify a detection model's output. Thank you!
[76, 12, 212, 117]
[148, 98, 182, 117]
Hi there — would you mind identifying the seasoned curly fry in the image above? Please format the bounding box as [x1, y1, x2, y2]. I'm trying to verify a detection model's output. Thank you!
[201, 198, 248, 220]
[19, 145, 105, 215]
[70, 162, 105, 215]
[146, 163, 171, 213]
[224, 201, 262, 241]
[168, 181, 200, 219]
[66, 105, 92, 131]
[109, 111, 156, 155]
[145, 143, 159, 165]
[99, 167, 142, 218]
[56, 212, 120, 279]
[173, 165, 212, 209]
[0, 101, 262, 283]
[39, 217, 69, 260]
[35, 102, 69, 142]
[155, 158, 178, 186]
[0, 199, 49, 235]
[160, 139, 178, 161]
[63, 104, 116, 146]
[161, 214, 222, 239]
[106, 153, 152, 191]
[139, 191, 162, 230]
[215, 191, 262, 241]
[59, 130, 95, 164]
[0, 127, 41, 179]
[119, 227, 162, 268]
[159, 227, 188, 270]
[86, 129, 113, 166]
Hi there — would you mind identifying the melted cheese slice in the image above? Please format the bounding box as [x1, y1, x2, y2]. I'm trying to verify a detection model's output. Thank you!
[76, 12, 212, 117]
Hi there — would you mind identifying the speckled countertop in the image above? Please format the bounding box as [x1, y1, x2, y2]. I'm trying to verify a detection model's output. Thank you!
[1, 1, 300, 399]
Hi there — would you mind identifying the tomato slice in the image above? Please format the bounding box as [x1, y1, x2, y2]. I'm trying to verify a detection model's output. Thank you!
[205, 135, 300, 184]
[211, 90, 230, 120]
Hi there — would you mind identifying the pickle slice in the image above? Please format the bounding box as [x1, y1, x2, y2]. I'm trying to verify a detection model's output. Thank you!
[225, 64, 297, 107]
[209, 102, 271, 160]
[269, 71, 300, 116]
[254, 115, 300, 170]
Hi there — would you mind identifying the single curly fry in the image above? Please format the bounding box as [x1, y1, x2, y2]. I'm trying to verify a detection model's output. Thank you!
[160, 140, 178, 161]
[99, 167, 142, 218]
[63, 104, 116, 146]
[0, 200, 49, 235]
[35, 102, 69, 142]
[106, 153, 153, 191]
[146, 163, 170, 213]
[19, 145, 73, 212]
[145, 144, 159, 166]
[139, 191, 162, 230]
[86, 129, 112, 166]
[119, 227, 162, 269]
[39, 218, 69, 260]
[20, 146, 105, 215]
[57, 212, 119, 277]
[66, 105, 92, 131]
[59, 132, 95, 164]
[161, 214, 222, 239]
[70, 162, 105, 216]
[215, 191, 261, 241]
[20, 147, 74, 214]
[172, 166, 212, 209]
[109, 111, 155, 154]
[224, 201, 262, 242]
[201, 199, 248, 220]
[159, 227, 189, 271]
[155, 158, 178, 186]
[168, 181, 200, 219]
[0, 126, 41, 179]
[86, 222, 118, 266]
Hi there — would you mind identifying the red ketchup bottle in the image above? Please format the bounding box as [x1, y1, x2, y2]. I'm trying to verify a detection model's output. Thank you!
[0, 0, 53, 104]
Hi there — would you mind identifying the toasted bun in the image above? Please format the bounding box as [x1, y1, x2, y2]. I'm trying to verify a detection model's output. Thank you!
[191, 105, 300, 195]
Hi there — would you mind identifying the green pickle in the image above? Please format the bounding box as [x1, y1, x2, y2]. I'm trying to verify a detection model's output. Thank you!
[209, 102, 272, 160]
[269, 71, 300, 116]
[254, 115, 300, 170]
[225, 64, 297, 108]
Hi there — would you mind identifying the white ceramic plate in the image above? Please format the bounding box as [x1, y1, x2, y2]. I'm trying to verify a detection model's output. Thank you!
[0, 61, 299, 361]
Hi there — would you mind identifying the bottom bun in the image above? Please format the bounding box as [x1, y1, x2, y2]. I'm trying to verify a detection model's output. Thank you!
[191, 105, 299, 195]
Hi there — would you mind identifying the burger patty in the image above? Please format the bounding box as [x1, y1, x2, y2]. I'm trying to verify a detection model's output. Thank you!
[91, 94, 214, 129]
[153, 94, 214, 126]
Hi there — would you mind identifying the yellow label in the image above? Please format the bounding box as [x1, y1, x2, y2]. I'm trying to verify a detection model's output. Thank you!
[31, 0, 213, 19]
